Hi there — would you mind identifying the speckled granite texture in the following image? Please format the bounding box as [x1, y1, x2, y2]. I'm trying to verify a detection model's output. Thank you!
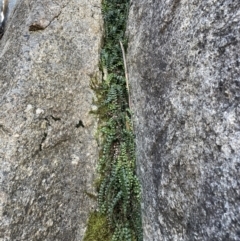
[0, 0, 102, 240]
[127, 1, 240, 240]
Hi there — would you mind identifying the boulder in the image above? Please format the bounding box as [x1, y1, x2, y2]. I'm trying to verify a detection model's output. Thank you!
[0, 0, 102, 240]
[127, 1, 240, 240]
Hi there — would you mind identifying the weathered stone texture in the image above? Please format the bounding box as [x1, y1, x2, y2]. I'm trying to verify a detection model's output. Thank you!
[0, 0, 102, 240]
[127, 0, 240, 240]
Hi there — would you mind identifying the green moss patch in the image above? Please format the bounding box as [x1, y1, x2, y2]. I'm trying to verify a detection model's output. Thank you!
[83, 212, 112, 241]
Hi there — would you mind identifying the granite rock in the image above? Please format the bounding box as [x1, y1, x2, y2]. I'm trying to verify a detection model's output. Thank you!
[127, 1, 240, 240]
[0, 0, 102, 240]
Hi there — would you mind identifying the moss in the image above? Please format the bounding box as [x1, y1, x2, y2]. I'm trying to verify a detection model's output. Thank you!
[83, 212, 112, 241]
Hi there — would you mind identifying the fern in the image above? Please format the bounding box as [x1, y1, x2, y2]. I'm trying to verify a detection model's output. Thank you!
[84, 0, 143, 240]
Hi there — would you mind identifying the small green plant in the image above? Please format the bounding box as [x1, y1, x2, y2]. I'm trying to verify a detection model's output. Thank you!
[83, 212, 112, 241]
[84, 0, 142, 240]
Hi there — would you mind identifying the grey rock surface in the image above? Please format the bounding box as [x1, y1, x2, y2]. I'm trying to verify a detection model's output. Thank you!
[127, 1, 240, 240]
[0, 0, 102, 240]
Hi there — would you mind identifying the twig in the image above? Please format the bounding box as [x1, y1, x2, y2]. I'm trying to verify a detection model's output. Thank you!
[119, 41, 131, 110]
[120, 41, 135, 132]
